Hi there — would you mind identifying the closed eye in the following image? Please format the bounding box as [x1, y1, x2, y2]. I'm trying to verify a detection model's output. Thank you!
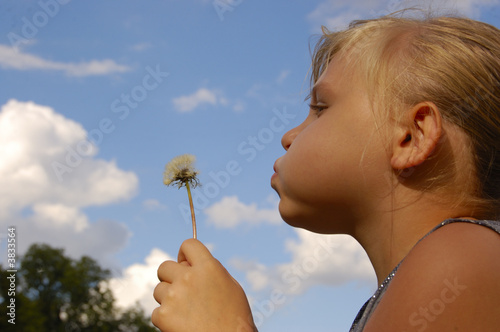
[309, 103, 327, 115]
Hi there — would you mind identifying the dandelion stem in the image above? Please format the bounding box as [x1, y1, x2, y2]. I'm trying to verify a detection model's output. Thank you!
[185, 181, 197, 239]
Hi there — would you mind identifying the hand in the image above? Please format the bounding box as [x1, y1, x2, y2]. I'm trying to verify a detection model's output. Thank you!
[152, 239, 257, 332]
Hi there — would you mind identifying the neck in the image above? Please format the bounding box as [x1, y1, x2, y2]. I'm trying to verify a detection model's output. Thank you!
[351, 191, 474, 285]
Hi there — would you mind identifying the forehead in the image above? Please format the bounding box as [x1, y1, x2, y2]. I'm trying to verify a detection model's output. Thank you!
[311, 56, 358, 98]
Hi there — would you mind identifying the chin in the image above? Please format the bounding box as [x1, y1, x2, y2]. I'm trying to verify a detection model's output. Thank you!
[279, 209, 326, 233]
[278, 201, 302, 227]
[279, 206, 353, 235]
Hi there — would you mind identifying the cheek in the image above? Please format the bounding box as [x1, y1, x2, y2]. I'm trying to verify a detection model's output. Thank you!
[279, 129, 336, 202]
[279, 120, 388, 205]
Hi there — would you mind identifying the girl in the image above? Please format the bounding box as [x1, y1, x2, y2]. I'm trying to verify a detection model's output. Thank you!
[152, 13, 500, 331]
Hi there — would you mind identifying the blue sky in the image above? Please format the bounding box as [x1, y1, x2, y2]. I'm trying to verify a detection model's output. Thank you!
[0, 0, 499, 331]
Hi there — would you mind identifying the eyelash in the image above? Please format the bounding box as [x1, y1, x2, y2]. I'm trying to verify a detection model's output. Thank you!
[309, 103, 327, 114]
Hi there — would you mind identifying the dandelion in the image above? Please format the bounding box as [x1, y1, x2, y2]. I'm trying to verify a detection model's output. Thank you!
[163, 154, 200, 239]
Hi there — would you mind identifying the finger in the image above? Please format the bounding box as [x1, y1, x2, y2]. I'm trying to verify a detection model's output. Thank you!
[153, 281, 169, 304]
[151, 305, 170, 331]
[157, 260, 187, 283]
[177, 238, 213, 265]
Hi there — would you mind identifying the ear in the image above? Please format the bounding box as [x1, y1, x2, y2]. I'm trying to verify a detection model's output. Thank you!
[391, 102, 442, 170]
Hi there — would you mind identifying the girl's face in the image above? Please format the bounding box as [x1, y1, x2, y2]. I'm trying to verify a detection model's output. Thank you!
[271, 57, 391, 234]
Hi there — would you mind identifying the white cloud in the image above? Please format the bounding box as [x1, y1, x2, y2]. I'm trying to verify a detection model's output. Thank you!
[130, 42, 152, 52]
[204, 195, 282, 228]
[0, 44, 131, 76]
[306, 1, 374, 31]
[233, 229, 376, 295]
[430, 0, 500, 16]
[0, 99, 138, 265]
[142, 198, 167, 211]
[232, 100, 246, 112]
[108, 248, 174, 313]
[172, 87, 248, 113]
[172, 88, 221, 112]
[307, 0, 500, 32]
[276, 70, 291, 84]
[32, 203, 89, 232]
[0, 100, 138, 211]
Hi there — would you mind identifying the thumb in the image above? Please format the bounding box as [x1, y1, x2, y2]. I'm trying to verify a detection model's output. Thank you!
[177, 238, 213, 265]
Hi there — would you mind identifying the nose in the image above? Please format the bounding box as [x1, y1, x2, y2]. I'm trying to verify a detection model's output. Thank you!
[281, 125, 300, 151]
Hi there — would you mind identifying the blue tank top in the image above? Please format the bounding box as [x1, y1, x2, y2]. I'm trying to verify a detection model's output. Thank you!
[349, 218, 500, 332]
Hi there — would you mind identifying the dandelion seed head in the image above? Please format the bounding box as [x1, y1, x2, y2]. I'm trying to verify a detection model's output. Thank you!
[163, 154, 200, 188]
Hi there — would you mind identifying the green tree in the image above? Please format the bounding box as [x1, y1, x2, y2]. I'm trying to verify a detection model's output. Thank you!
[0, 243, 157, 332]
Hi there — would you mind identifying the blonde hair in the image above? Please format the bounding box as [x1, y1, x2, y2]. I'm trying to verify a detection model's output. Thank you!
[310, 13, 500, 219]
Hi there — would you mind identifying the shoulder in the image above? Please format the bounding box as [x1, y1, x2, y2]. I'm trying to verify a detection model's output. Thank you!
[364, 221, 500, 332]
